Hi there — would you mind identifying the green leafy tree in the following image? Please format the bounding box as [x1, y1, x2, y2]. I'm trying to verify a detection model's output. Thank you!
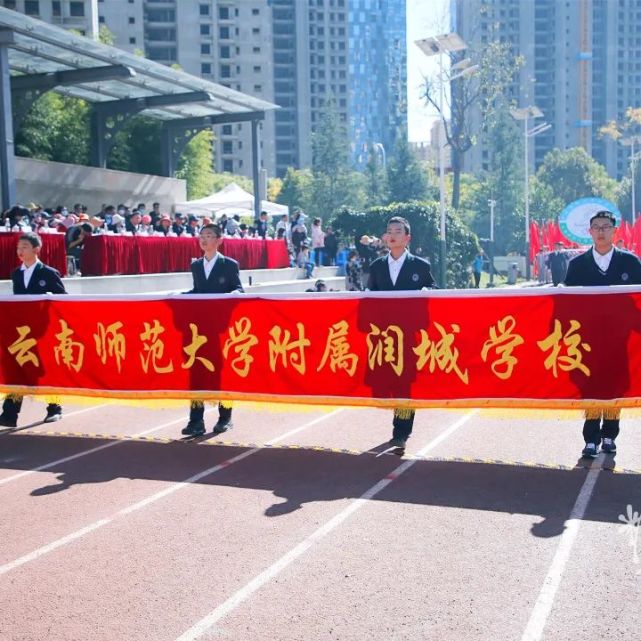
[175, 130, 216, 199]
[108, 116, 162, 175]
[386, 137, 432, 203]
[332, 201, 477, 289]
[15, 92, 91, 165]
[277, 167, 313, 213]
[529, 147, 618, 220]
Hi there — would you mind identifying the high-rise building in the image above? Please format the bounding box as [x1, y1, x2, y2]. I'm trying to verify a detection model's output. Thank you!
[4, 0, 408, 180]
[271, 0, 407, 176]
[98, 0, 276, 179]
[0, 0, 98, 36]
[454, 0, 641, 179]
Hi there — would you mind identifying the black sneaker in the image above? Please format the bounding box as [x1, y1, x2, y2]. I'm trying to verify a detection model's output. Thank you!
[581, 442, 599, 458]
[213, 419, 233, 435]
[388, 437, 407, 449]
[44, 406, 62, 423]
[0, 413, 17, 428]
[181, 420, 205, 436]
[601, 438, 617, 454]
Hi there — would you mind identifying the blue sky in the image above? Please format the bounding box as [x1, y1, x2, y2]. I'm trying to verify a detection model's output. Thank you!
[406, 0, 450, 142]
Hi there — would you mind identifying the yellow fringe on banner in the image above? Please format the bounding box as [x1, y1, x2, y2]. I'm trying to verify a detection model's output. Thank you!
[584, 408, 622, 420]
[393, 408, 415, 420]
[3, 385, 641, 413]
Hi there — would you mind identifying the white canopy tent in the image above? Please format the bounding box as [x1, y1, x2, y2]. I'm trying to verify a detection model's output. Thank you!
[174, 182, 289, 218]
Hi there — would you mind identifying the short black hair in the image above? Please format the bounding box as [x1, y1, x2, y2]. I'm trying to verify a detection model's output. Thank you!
[18, 232, 42, 248]
[201, 223, 222, 237]
[589, 210, 617, 226]
[387, 216, 411, 235]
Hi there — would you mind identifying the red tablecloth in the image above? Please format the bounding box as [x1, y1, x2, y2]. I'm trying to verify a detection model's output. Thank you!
[0, 232, 67, 279]
[80, 235, 290, 276]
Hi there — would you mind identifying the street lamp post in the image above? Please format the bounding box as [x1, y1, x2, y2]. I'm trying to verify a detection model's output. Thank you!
[488, 198, 496, 288]
[510, 106, 550, 281]
[415, 33, 469, 288]
[621, 136, 641, 225]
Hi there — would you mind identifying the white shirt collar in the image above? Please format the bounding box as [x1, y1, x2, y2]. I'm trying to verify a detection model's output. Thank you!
[21, 260, 40, 288]
[592, 246, 614, 271]
[203, 252, 219, 278]
[387, 250, 408, 285]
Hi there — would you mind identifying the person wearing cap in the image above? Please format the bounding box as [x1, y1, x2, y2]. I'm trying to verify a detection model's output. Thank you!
[181, 223, 243, 437]
[564, 210, 641, 458]
[546, 241, 569, 286]
[109, 213, 125, 233]
[0, 232, 66, 428]
[172, 213, 186, 236]
[185, 215, 201, 237]
[367, 216, 436, 450]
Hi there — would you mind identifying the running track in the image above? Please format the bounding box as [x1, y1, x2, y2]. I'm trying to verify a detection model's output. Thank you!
[1, 399, 640, 640]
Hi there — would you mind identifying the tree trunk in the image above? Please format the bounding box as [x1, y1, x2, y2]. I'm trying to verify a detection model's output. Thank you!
[451, 147, 462, 210]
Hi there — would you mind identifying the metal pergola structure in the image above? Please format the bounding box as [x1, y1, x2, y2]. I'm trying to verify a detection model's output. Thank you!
[0, 7, 278, 217]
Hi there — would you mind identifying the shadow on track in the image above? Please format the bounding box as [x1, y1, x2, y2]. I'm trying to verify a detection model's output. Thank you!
[6, 434, 640, 539]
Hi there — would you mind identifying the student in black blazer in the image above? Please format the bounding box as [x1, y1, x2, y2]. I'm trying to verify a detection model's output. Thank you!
[367, 216, 436, 449]
[563, 210, 641, 458]
[0, 232, 66, 427]
[182, 223, 244, 436]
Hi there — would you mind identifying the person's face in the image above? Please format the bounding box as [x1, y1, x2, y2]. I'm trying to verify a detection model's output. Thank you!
[131, 214, 141, 225]
[161, 219, 170, 227]
[384, 222, 410, 251]
[589, 218, 615, 252]
[199, 228, 221, 253]
[17, 239, 39, 264]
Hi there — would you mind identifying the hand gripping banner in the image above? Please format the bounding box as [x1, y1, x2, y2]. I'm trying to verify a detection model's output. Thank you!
[1, 288, 640, 410]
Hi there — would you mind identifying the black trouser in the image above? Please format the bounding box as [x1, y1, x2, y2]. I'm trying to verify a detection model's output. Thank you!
[2, 396, 62, 419]
[189, 401, 232, 423]
[473, 271, 481, 288]
[583, 409, 620, 445]
[392, 408, 415, 441]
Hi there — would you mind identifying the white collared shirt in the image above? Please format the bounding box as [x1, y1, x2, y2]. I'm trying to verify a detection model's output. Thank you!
[592, 246, 614, 272]
[387, 250, 408, 286]
[203, 253, 219, 279]
[21, 260, 40, 288]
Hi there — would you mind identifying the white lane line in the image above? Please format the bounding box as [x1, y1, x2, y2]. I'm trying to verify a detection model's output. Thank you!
[0, 411, 203, 487]
[0, 409, 343, 577]
[174, 409, 478, 641]
[520, 457, 603, 641]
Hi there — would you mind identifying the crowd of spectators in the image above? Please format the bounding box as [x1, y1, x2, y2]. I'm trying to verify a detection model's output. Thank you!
[1, 201, 387, 288]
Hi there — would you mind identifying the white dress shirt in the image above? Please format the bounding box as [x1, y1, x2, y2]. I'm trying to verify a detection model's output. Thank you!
[203, 253, 219, 279]
[21, 260, 40, 289]
[592, 246, 614, 272]
[387, 250, 408, 286]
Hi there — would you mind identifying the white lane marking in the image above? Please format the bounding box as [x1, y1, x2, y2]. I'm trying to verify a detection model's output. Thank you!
[0, 409, 343, 577]
[0, 411, 204, 487]
[174, 410, 477, 641]
[520, 457, 603, 641]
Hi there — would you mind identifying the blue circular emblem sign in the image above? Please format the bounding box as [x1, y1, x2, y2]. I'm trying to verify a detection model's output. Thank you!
[559, 197, 621, 245]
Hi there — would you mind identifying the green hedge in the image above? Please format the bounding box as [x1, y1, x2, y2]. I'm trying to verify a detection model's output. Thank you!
[331, 201, 478, 289]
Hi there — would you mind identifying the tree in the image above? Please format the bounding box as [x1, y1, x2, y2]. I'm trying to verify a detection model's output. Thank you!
[332, 202, 478, 288]
[175, 130, 215, 199]
[529, 147, 618, 220]
[108, 116, 163, 176]
[420, 40, 524, 209]
[14, 92, 91, 165]
[277, 167, 313, 213]
[363, 143, 388, 207]
[386, 137, 432, 204]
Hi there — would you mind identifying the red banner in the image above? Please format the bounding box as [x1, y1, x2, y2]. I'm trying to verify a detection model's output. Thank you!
[1, 289, 641, 409]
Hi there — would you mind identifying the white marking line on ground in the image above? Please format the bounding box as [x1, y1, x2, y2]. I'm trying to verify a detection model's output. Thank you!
[0, 409, 343, 577]
[520, 457, 603, 641]
[174, 409, 478, 641]
[0, 410, 210, 487]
